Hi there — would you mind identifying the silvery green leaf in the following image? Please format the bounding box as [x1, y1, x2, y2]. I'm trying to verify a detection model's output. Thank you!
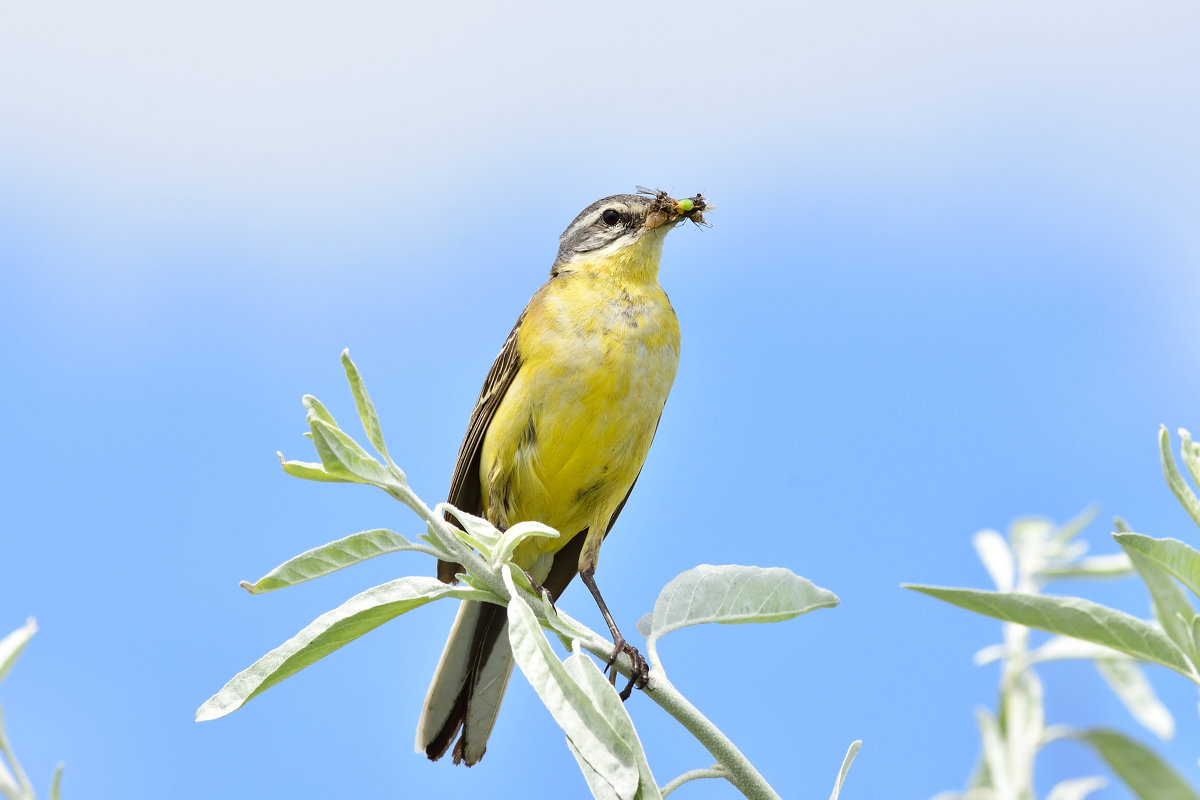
[1094, 658, 1173, 740]
[567, 738, 624, 800]
[1071, 727, 1200, 800]
[1161, 426, 1200, 528]
[904, 585, 1196, 680]
[50, 763, 63, 800]
[1114, 533, 1200, 600]
[645, 565, 838, 644]
[307, 418, 392, 486]
[277, 454, 355, 483]
[340, 350, 394, 467]
[1051, 506, 1099, 543]
[974, 643, 1006, 666]
[240, 529, 440, 593]
[976, 708, 1012, 800]
[1180, 428, 1200, 491]
[503, 568, 639, 800]
[1027, 635, 1126, 664]
[1004, 669, 1043, 787]
[1120, 547, 1195, 655]
[302, 394, 340, 428]
[564, 645, 659, 800]
[1042, 554, 1133, 580]
[0, 706, 32, 799]
[828, 740, 861, 800]
[492, 520, 561, 569]
[437, 503, 502, 559]
[0, 618, 36, 685]
[1045, 777, 1106, 800]
[0, 759, 18, 800]
[196, 577, 480, 722]
[974, 530, 1014, 591]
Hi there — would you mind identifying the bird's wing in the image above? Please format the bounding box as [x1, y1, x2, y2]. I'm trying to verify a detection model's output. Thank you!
[437, 308, 526, 582]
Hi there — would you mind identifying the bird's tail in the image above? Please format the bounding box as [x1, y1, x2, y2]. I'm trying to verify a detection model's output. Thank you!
[415, 599, 513, 766]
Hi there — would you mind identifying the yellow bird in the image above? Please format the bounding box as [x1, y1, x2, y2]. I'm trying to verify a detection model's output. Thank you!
[416, 188, 708, 766]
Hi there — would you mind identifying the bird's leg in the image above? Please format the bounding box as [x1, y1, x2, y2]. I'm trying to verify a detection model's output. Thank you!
[521, 569, 559, 615]
[579, 565, 648, 701]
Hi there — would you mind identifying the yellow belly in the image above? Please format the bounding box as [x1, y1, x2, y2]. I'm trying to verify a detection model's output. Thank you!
[479, 272, 680, 571]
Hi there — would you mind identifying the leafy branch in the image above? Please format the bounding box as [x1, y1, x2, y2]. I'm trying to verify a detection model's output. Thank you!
[914, 424, 1200, 800]
[197, 351, 860, 800]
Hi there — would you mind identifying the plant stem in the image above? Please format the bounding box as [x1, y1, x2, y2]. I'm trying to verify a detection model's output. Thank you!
[660, 767, 725, 797]
[382, 474, 781, 799]
[642, 672, 783, 800]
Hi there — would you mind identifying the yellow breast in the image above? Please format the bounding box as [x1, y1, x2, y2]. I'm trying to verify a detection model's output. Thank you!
[479, 270, 680, 566]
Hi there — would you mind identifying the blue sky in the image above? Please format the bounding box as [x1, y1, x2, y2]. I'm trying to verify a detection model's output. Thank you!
[2, 2, 1198, 798]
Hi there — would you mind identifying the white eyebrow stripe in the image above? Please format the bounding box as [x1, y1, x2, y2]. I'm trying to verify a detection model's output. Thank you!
[562, 203, 626, 240]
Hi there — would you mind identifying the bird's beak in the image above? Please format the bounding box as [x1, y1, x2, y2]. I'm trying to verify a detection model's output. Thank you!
[644, 192, 709, 230]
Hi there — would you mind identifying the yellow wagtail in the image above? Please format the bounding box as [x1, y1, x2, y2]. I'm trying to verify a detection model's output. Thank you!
[416, 188, 708, 765]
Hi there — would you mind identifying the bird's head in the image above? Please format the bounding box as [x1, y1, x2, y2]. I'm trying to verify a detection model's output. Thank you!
[551, 188, 708, 279]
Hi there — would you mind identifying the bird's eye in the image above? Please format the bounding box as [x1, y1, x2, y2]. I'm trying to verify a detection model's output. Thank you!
[601, 209, 621, 226]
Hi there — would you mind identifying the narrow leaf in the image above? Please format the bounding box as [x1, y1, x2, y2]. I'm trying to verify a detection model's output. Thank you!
[828, 740, 862, 800]
[976, 708, 1012, 799]
[1114, 534, 1200, 600]
[1072, 727, 1200, 800]
[1004, 669, 1045, 788]
[197, 577, 480, 721]
[904, 585, 1196, 679]
[1053, 506, 1100, 543]
[302, 394, 340, 428]
[50, 763, 63, 800]
[564, 646, 660, 800]
[973, 530, 1014, 591]
[1094, 659, 1174, 740]
[492, 520, 561, 568]
[1120, 547, 1195, 655]
[1046, 777, 1106, 800]
[646, 565, 839, 644]
[240, 529, 439, 593]
[567, 739, 624, 800]
[974, 643, 1006, 666]
[1180, 429, 1200, 492]
[0, 765, 17, 800]
[308, 418, 392, 486]
[0, 706, 32, 798]
[0, 619, 37, 685]
[1042, 554, 1133, 580]
[1028, 635, 1127, 664]
[340, 349, 393, 466]
[1161, 425, 1200, 528]
[503, 568, 639, 800]
[277, 453, 355, 484]
[438, 503, 502, 559]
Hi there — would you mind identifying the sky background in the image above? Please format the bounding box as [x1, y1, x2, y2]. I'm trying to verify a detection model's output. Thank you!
[2, 2, 1199, 798]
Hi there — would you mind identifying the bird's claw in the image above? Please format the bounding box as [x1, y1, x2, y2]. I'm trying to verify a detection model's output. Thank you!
[604, 636, 649, 701]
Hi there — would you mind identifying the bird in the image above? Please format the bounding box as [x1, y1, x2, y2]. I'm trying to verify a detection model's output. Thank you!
[415, 188, 707, 766]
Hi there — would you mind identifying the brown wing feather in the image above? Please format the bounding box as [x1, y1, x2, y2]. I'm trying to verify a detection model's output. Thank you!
[437, 309, 526, 583]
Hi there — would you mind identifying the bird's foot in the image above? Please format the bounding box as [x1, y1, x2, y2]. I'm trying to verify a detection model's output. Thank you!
[604, 635, 649, 701]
